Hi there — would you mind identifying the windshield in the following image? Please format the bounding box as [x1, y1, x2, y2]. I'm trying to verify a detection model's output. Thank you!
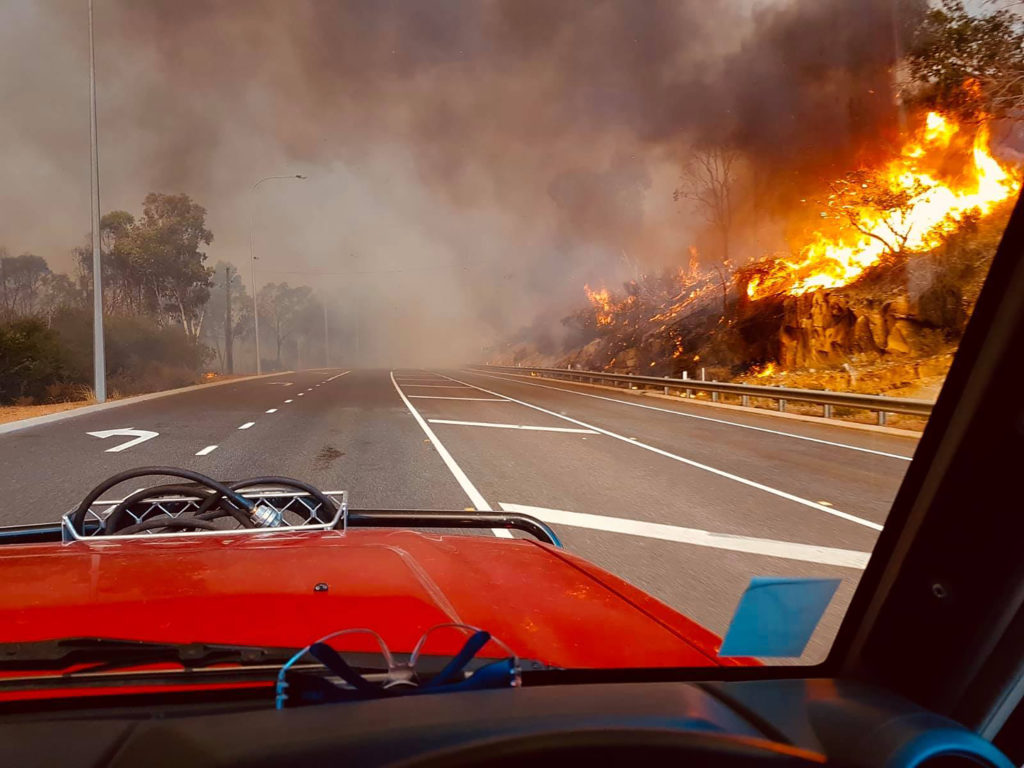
[0, 0, 1021, 678]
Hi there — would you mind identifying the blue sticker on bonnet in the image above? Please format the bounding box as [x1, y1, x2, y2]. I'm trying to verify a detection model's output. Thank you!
[718, 577, 841, 658]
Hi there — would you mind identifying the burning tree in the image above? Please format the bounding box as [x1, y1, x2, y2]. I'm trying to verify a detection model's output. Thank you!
[744, 110, 1021, 300]
[823, 168, 934, 257]
[675, 145, 739, 262]
[674, 145, 741, 314]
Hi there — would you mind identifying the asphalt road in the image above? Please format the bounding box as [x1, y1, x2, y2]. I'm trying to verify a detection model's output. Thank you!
[0, 367, 919, 663]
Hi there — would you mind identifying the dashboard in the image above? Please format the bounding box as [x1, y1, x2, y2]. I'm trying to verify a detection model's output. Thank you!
[1, 678, 1013, 767]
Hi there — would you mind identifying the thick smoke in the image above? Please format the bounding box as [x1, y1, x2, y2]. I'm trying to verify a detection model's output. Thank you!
[0, 0, 918, 365]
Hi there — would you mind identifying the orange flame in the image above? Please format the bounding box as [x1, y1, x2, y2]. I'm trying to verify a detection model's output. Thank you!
[687, 245, 700, 277]
[747, 111, 1021, 300]
[584, 284, 614, 326]
[753, 362, 776, 378]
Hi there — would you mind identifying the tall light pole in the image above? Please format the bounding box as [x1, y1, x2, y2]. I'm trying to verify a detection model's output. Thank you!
[323, 299, 329, 367]
[88, 0, 106, 402]
[248, 174, 306, 374]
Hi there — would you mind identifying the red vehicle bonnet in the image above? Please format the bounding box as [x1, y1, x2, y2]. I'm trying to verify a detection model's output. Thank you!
[0, 529, 744, 669]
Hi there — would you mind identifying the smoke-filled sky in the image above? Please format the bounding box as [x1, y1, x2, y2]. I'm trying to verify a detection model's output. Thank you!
[0, 0, 913, 364]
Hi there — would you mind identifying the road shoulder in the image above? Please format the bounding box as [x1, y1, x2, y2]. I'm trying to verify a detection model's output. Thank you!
[0, 371, 294, 436]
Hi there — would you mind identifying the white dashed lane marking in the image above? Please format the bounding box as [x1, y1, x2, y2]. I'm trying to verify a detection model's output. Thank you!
[409, 396, 510, 401]
[428, 419, 596, 434]
[238, 422, 255, 430]
[195, 445, 218, 456]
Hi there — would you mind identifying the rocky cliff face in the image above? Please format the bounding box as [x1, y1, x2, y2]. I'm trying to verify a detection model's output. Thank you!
[777, 281, 967, 368]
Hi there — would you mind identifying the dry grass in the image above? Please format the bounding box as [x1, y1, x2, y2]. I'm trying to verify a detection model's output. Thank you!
[0, 399, 94, 426]
[0, 372, 254, 426]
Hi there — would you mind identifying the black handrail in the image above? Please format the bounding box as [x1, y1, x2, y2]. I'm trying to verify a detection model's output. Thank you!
[345, 510, 562, 547]
[0, 511, 563, 548]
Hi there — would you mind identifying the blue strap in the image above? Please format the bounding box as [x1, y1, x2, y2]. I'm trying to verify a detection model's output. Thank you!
[422, 631, 491, 689]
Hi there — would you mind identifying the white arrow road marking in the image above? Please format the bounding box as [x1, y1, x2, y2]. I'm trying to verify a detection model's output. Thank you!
[87, 428, 159, 453]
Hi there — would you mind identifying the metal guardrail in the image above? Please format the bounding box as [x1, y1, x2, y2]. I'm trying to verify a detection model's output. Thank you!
[473, 365, 935, 426]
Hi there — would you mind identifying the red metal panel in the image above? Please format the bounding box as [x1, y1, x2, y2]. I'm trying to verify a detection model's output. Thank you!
[1, 530, 743, 671]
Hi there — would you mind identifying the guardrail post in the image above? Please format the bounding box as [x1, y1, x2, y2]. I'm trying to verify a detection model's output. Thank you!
[877, 411, 887, 426]
[741, 394, 750, 407]
[712, 391, 719, 402]
[663, 376, 669, 395]
[778, 398, 787, 412]
[686, 388, 692, 398]
[824, 404, 833, 419]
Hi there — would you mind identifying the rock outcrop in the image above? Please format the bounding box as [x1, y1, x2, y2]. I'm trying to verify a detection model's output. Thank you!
[777, 259, 969, 369]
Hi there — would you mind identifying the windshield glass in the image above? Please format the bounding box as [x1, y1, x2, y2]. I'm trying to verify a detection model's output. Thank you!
[0, 0, 1021, 675]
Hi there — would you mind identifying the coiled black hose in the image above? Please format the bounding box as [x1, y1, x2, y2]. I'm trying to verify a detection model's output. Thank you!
[70, 467, 337, 536]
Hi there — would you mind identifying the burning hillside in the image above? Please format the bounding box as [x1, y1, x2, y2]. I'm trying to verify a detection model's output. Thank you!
[497, 102, 1021, 398]
[743, 108, 1021, 301]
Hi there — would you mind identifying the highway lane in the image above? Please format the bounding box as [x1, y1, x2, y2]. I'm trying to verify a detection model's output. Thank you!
[451, 369, 915, 530]
[0, 369, 471, 521]
[0, 367, 919, 663]
[391, 369, 916, 661]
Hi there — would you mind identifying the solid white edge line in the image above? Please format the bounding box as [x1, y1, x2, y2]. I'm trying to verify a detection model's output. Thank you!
[390, 371, 512, 538]
[265, 408, 278, 413]
[238, 422, 255, 430]
[440, 373, 883, 532]
[428, 419, 597, 434]
[408, 396, 510, 401]
[471, 370, 914, 461]
[195, 445, 218, 456]
[500, 503, 870, 569]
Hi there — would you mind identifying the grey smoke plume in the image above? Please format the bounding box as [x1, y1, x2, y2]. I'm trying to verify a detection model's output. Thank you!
[0, 0, 917, 364]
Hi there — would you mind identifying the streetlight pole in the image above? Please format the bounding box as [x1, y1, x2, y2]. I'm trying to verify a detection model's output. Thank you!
[224, 265, 233, 374]
[88, 0, 106, 402]
[323, 300, 329, 367]
[248, 174, 306, 374]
